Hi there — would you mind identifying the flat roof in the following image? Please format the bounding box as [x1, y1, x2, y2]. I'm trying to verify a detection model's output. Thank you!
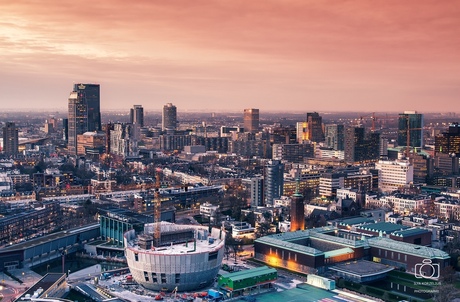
[126, 222, 225, 255]
[232, 284, 340, 302]
[1, 224, 99, 251]
[357, 222, 409, 234]
[99, 207, 153, 224]
[17, 273, 66, 299]
[391, 228, 431, 237]
[368, 237, 450, 259]
[330, 260, 394, 277]
[220, 266, 277, 282]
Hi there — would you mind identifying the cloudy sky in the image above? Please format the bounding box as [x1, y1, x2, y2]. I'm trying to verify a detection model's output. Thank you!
[1, 0, 459, 113]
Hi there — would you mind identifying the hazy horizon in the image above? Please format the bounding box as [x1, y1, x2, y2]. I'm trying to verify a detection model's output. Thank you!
[1, 1, 459, 112]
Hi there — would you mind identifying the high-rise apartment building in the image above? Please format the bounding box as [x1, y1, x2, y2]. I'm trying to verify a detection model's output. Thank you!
[68, 83, 101, 154]
[110, 123, 138, 158]
[130, 105, 144, 127]
[398, 111, 423, 149]
[2, 122, 18, 156]
[375, 160, 413, 193]
[344, 126, 380, 163]
[162, 103, 177, 131]
[324, 124, 344, 150]
[264, 160, 284, 206]
[243, 108, 259, 133]
[250, 177, 264, 207]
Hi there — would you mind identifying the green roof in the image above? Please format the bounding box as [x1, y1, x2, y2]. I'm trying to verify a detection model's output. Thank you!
[339, 217, 374, 226]
[231, 284, 338, 302]
[391, 228, 430, 237]
[357, 222, 408, 234]
[220, 266, 277, 282]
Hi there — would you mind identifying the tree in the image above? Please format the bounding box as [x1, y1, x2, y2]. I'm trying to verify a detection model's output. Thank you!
[433, 283, 460, 302]
[256, 222, 274, 238]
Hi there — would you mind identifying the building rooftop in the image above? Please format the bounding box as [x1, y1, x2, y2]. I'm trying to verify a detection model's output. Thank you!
[125, 222, 225, 255]
[338, 217, 375, 227]
[257, 236, 323, 256]
[1, 224, 99, 251]
[357, 222, 409, 234]
[330, 260, 394, 277]
[99, 207, 153, 224]
[220, 266, 277, 282]
[16, 273, 66, 300]
[324, 247, 354, 259]
[391, 228, 431, 237]
[367, 237, 450, 259]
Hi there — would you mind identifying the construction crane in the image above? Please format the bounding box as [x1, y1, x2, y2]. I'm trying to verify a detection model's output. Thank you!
[401, 116, 424, 159]
[154, 168, 162, 247]
[359, 112, 395, 131]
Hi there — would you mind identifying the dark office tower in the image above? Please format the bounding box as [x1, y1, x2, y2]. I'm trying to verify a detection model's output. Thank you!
[162, 103, 177, 131]
[68, 83, 101, 154]
[435, 123, 460, 156]
[398, 111, 423, 149]
[306, 112, 324, 143]
[105, 123, 114, 154]
[244, 108, 259, 133]
[250, 177, 264, 207]
[264, 160, 284, 206]
[290, 181, 305, 232]
[130, 105, 144, 127]
[344, 126, 380, 163]
[2, 122, 18, 156]
[324, 124, 344, 150]
[63, 118, 69, 143]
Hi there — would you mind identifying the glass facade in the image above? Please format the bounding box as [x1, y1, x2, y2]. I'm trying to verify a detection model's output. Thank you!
[398, 112, 423, 148]
[68, 84, 101, 154]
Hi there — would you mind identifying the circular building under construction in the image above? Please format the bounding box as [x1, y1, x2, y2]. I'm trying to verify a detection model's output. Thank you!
[124, 222, 226, 292]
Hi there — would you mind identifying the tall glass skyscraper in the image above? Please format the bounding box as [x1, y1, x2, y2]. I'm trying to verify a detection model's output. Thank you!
[68, 83, 101, 154]
[130, 105, 144, 127]
[398, 111, 423, 149]
[264, 160, 284, 206]
[162, 103, 177, 131]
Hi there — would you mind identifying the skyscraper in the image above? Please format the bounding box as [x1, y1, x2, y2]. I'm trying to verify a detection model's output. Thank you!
[264, 160, 284, 206]
[324, 124, 344, 150]
[306, 112, 324, 143]
[243, 108, 259, 133]
[2, 122, 18, 156]
[68, 83, 101, 154]
[296, 112, 324, 143]
[130, 105, 144, 127]
[344, 126, 380, 163]
[435, 123, 460, 156]
[162, 103, 177, 131]
[398, 111, 423, 149]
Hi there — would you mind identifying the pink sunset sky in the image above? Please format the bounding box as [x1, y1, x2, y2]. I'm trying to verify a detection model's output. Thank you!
[1, 0, 459, 113]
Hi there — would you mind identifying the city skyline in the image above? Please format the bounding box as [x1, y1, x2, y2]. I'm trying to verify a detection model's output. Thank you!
[1, 1, 459, 112]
